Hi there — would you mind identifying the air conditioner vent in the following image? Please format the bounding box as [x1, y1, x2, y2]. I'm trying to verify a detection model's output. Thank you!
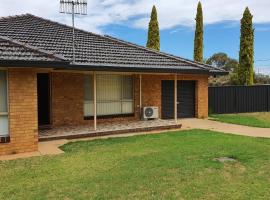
[143, 107, 158, 120]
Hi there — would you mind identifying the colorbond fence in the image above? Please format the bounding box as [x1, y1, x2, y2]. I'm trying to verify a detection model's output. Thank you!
[208, 85, 270, 114]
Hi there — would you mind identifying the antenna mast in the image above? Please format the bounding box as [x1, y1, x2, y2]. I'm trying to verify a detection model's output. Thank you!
[60, 0, 87, 63]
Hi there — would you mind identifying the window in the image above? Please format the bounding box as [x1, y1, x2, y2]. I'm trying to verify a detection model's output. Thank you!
[0, 70, 9, 137]
[84, 74, 134, 117]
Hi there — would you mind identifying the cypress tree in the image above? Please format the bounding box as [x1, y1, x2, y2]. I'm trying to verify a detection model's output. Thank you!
[146, 5, 160, 51]
[238, 7, 254, 85]
[193, 1, 204, 62]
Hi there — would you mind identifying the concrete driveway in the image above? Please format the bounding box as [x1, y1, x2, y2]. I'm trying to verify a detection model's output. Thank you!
[180, 118, 270, 138]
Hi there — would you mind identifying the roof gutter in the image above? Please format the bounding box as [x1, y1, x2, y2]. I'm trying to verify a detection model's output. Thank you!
[54, 64, 210, 75]
[54, 64, 228, 75]
[0, 60, 228, 75]
[0, 60, 70, 68]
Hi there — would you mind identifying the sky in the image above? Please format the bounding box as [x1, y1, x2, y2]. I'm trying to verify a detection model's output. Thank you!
[1, 0, 270, 74]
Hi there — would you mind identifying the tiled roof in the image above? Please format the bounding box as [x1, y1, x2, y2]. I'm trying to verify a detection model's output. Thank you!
[0, 36, 65, 62]
[0, 14, 226, 74]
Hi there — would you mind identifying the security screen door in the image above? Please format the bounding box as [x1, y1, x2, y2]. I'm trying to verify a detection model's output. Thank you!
[0, 70, 8, 136]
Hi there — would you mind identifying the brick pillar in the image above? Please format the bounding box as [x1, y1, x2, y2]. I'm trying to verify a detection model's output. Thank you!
[0, 69, 38, 156]
[196, 76, 209, 118]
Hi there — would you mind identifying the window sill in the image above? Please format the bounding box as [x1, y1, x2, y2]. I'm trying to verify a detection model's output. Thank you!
[0, 136, 10, 144]
[84, 113, 135, 120]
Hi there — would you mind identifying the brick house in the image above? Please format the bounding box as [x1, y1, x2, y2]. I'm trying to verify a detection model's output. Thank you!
[0, 14, 226, 155]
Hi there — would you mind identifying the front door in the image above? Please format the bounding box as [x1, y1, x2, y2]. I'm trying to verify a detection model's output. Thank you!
[37, 73, 51, 127]
[161, 80, 175, 119]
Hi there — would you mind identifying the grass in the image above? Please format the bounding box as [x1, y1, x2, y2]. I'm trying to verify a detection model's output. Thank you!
[210, 112, 270, 128]
[1, 129, 270, 200]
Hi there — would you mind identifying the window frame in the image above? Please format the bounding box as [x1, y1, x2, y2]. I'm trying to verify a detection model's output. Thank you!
[0, 68, 9, 138]
[84, 73, 135, 118]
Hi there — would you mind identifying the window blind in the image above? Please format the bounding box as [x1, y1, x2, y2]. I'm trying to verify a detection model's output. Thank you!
[84, 74, 134, 116]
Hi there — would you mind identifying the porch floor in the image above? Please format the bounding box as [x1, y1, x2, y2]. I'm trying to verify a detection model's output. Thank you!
[39, 119, 182, 141]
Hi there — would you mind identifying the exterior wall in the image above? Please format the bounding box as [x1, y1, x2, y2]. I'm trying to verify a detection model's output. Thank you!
[50, 73, 209, 128]
[51, 72, 86, 126]
[140, 74, 209, 119]
[0, 69, 38, 156]
[51, 72, 139, 127]
[196, 75, 209, 118]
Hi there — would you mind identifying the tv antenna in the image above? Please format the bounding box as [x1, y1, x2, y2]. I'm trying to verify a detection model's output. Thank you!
[60, 0, 88, 63]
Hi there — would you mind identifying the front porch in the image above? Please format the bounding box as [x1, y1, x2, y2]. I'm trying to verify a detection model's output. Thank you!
[39, 119, 182, 141]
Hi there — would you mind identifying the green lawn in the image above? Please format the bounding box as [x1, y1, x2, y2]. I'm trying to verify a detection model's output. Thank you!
[210, 112, 270, 128]
[1, 130, 270, 200]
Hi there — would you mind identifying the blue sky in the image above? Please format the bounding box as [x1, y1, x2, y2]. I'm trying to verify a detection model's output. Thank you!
[1, 0, 270, 74]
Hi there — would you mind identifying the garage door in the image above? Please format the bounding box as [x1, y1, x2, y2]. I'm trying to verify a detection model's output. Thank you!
[162, 80, 196, 119]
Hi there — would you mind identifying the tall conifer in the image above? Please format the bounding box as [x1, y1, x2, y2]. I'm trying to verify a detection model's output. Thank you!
[194, 2, 204, 62]
[146, 5, 160, 51]
[238, 7, 254, 85]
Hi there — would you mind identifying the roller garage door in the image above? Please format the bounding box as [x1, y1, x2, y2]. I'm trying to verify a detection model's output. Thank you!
[162, 80, 196, 119]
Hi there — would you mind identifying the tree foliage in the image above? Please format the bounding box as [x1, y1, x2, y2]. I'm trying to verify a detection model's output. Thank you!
[146, 5, 160, 51]
[238, 7, 254, 85]
[207, 51, 269, 86]
[194, 2, 203, 62]
[254, 74, 270, 84]
[209, 73, 270, 86]
[206, 52, 238, 72]
[207, 52, 239, 86]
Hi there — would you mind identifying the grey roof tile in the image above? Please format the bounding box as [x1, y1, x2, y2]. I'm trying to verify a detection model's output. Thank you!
[0, 36, 65, 61]
[0, 14, 226, 74]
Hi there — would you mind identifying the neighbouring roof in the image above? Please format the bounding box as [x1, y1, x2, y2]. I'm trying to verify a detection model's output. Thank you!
[0, 14, 227, 75]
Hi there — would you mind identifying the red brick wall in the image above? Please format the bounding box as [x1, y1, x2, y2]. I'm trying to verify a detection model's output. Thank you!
[139, 74, 209, 118]
[51, 72, 86, 126]
[51, 72, 139, 127]
[0, 69, 38, 156]
[51, 73, 209, 128]
[196, 75, 209, 118]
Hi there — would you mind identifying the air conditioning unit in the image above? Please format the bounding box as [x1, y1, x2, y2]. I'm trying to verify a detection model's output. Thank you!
[142, 106, 159, 120]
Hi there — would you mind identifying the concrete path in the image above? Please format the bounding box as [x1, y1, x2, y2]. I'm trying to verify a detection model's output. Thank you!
[180, 118, 270, 138]
[0, 140, 68, 161]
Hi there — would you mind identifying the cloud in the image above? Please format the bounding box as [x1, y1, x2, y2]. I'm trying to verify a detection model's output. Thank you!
[170, 28, 184, 35]
[169, 27, 194, 34]
[0, 0, 270, 33]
